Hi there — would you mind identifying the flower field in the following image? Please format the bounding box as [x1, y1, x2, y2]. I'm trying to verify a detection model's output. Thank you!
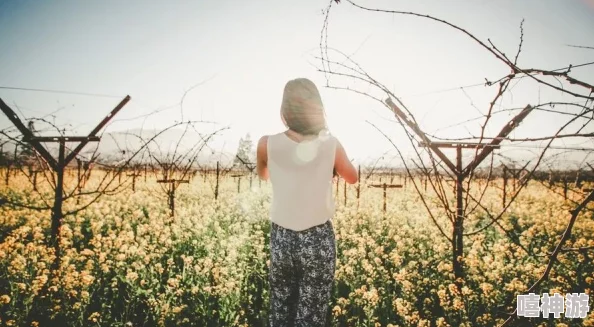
[0, 172, 593, 327]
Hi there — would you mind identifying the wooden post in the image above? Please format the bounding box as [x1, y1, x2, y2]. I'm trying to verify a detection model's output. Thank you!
[76, 158, 82, 189]
[563, 176, 568, 201]
[49, 141, 65, 268]
[575, 171, 582, 188]
[0, 95, 130, 269]
[418, 141, 502, 284]
[230, 174, 245, 194]
[169, 184, 175, 216]
[32, 170, 38, 191]
[157, 179, 190, 217]
[129, 172, 141, 192]
[383, 183, 387, 212]
[387, 97, 531, 283]
[368, 183, 402, 213]
[502, 166, 508, 207]
[454, 145, 464, 281]
[215, 161, 220, 200]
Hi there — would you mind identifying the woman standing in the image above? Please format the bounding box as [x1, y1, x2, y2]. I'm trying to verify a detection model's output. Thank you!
[256, 78, 358, 326]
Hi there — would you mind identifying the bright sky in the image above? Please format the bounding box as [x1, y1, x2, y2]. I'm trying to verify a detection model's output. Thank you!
[0, 0, 593, 168]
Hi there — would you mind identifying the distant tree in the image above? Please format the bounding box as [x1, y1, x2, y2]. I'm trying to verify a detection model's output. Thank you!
[233, 133, 255, 170]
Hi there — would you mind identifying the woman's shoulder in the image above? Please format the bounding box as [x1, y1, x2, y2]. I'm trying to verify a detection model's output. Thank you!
[257, 135, 270, 148]
[324, 132, 339, 146]
[257, 132, 282, 150]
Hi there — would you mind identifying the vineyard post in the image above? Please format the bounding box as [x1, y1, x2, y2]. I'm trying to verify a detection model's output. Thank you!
[32, 170, 38, 191]
[505, 162, 531, 195]
[0, 95, 131, 269]
[504, 166, 518, 194]
[563, 176, 568, 201]
[368, 182, 402, 212]
[455, 145, 464, 280]
[129, 171, 142, 192]
[420, 141, 502, 281]
[156, 179, 189, 217]
[215, 161, 220, 200]
[75, 158, 82, 205]
[231, 174, 242, 193]
[383, 183, 387, 212]
[76, 158, 82, 190]
[502, 166, 508, 207]
[387, 98, 531, 282]
[11, 144, 18, 180]
[575, 170, 582, 188]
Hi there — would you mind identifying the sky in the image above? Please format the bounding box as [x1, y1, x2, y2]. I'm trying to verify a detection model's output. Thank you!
[0, 0, 593, 168]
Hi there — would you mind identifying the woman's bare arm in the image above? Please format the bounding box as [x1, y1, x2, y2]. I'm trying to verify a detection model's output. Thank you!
[256, 135, 269, 180]
[334, 139, 358, 184]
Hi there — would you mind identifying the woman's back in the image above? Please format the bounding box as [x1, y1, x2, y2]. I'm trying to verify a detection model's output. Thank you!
[258, 78, 357, 327]
[267, 131, 337, 231]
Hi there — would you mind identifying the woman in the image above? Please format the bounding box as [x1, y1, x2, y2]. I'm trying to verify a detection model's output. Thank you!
[256, 78, 358, 326]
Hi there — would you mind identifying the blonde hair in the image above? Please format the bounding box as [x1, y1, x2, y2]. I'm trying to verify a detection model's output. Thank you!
[280, 78, 327, 135]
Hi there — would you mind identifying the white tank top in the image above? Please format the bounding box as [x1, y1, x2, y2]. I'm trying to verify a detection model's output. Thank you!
[267, 131, 337, 231]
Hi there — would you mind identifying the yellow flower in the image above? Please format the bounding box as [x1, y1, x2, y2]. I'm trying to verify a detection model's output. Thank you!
[332, 305, 342, 316]
[126, 271, 139, 283]
[88, 312, 101, 323]
[0, 295, 10, 304]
